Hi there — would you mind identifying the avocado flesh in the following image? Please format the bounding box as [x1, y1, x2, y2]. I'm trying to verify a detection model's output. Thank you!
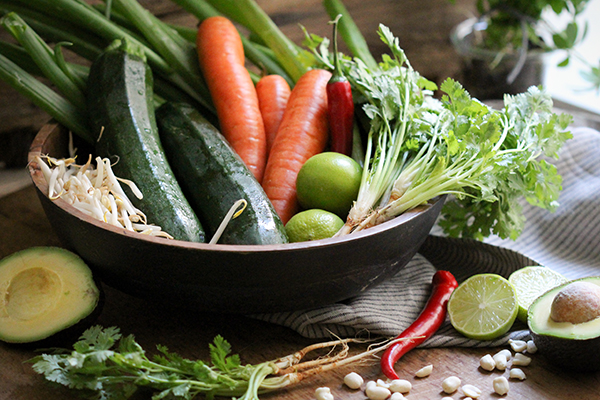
[0, 247, 101, 344]
[528, 276, 600, 371]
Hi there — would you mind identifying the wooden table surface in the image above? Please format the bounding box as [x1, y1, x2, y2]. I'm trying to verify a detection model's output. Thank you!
[2, 1, 600, 399]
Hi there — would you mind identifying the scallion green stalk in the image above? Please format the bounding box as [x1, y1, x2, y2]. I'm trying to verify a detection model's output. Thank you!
[0, 53, 92, 143]
[322, 0, 378, 69]
[12, 0, 172, 73]
[0, 40, 43, 76]
[110, 0, 215, 112]
[1, 13, 86, 108]
[0, 3, 105, 60]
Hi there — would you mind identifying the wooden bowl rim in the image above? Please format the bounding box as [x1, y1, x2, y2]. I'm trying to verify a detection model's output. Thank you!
[28, 122, 442, 253]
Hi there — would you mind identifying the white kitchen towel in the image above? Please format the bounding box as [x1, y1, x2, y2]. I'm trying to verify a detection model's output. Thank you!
[254, 126, 600, 347]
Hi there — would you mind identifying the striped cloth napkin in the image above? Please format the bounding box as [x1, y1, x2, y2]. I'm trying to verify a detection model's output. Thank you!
[255, 126, 600, 347]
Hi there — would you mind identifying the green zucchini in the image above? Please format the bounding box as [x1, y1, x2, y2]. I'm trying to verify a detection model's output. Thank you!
[156, 102, 288, 245]
[86, 40, 205, 242]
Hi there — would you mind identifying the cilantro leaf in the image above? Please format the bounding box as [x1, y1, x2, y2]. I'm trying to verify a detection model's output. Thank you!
[209, 335, 241, 373]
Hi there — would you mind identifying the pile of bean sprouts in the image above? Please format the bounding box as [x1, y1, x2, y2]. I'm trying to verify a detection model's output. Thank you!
[35, 153, 173, 239]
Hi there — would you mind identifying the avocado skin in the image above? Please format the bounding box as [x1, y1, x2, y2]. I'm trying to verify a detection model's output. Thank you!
[528, 276, 600, 372]
[531, 331, 600, 372]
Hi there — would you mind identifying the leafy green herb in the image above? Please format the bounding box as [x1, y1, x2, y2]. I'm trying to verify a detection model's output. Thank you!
[31, 325, 394, 400]
[306, 23, 572, 240]
[30, 325, 271, 399]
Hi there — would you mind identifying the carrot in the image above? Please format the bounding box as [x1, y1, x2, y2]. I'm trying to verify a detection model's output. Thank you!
[261, 69, 332, 224]
[196, 16, 267, 182]
[256, 74, 291, 154]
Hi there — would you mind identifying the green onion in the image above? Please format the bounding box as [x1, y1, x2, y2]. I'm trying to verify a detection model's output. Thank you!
[0, 4, 104, 60]
[110, 0, 214, 112]
[13, 0, 171, 73]
[1, 13, 86, 108]
[0, 40, 43, 76]
[322, 0, 378, 70]
[0, 53, 92, 143]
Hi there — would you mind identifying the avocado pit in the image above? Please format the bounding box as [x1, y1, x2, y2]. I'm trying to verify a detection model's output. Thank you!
[528, 276, 600, 372]
[550, 281, 600, 324]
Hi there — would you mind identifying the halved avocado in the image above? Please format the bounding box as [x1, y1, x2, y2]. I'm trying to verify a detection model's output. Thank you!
[0, 247, 102, 344]
[528, 276, 600, 372]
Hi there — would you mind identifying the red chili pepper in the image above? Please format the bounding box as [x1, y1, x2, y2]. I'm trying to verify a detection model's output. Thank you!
[326, 15, 354, 157]
[380, 270, 458, 380]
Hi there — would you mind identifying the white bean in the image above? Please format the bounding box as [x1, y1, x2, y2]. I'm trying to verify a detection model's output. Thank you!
[388, 379, 411, 393]
[493, 376, 510, 396]
[494, 349, 512, 360]
[492, 353, 508, 370]
[365, 385, 392, 400]
[513, 353, 532, 366]
[389, 393, 405, 400]
[343, 372, 364, 390]
[479, 354, 496, 371]
[377, 379, 390, 388]
[415, 364, 433, 378]
[526, 340, 538, 354]
[365, 381, 378, 390]
[509, 339, 528, 353]
[441, 376, 461, 394]
[461, 384, 482, 398]
[441, 398, 454, 400]
[315, 387, 334, 400]
[509, 368, 527, 380]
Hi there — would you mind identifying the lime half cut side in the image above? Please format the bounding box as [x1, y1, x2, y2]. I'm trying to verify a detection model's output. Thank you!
[509, 266, 568, 323]
[448, 273, 518, 341]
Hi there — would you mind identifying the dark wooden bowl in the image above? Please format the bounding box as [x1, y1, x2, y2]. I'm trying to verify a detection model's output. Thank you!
[28, 122, 445, 314]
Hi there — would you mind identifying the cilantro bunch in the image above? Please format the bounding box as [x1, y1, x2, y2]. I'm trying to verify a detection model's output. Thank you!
[437, 82, 573, 239]
[308, 24, 572, 240]
[31, 326, 278, 400]
[31, 325, 391, 400]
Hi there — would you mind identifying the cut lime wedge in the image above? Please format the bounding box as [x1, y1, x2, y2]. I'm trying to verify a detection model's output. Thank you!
[509, 266, 568, 323]
[448, 273, 518, 341]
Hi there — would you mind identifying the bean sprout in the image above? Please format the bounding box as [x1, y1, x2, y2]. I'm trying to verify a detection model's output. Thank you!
[36, 154, 173, 239]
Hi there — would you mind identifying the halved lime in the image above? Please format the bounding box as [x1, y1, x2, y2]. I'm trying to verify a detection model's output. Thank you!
[285, 209, 344, 242]
[509, 266, 568, 323]
[448, 273, 518, 341]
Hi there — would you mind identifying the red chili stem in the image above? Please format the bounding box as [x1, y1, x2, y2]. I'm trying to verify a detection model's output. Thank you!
[327, 14, 354, 157]
[380, 270, 458, 380]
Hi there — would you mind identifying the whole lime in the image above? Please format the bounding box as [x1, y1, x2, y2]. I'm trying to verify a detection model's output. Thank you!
[285, 209, 344, 242]
[296, 152, 362, 218]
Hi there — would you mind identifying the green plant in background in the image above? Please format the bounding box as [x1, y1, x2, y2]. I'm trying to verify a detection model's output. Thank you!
[458, 0, 600, 91]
